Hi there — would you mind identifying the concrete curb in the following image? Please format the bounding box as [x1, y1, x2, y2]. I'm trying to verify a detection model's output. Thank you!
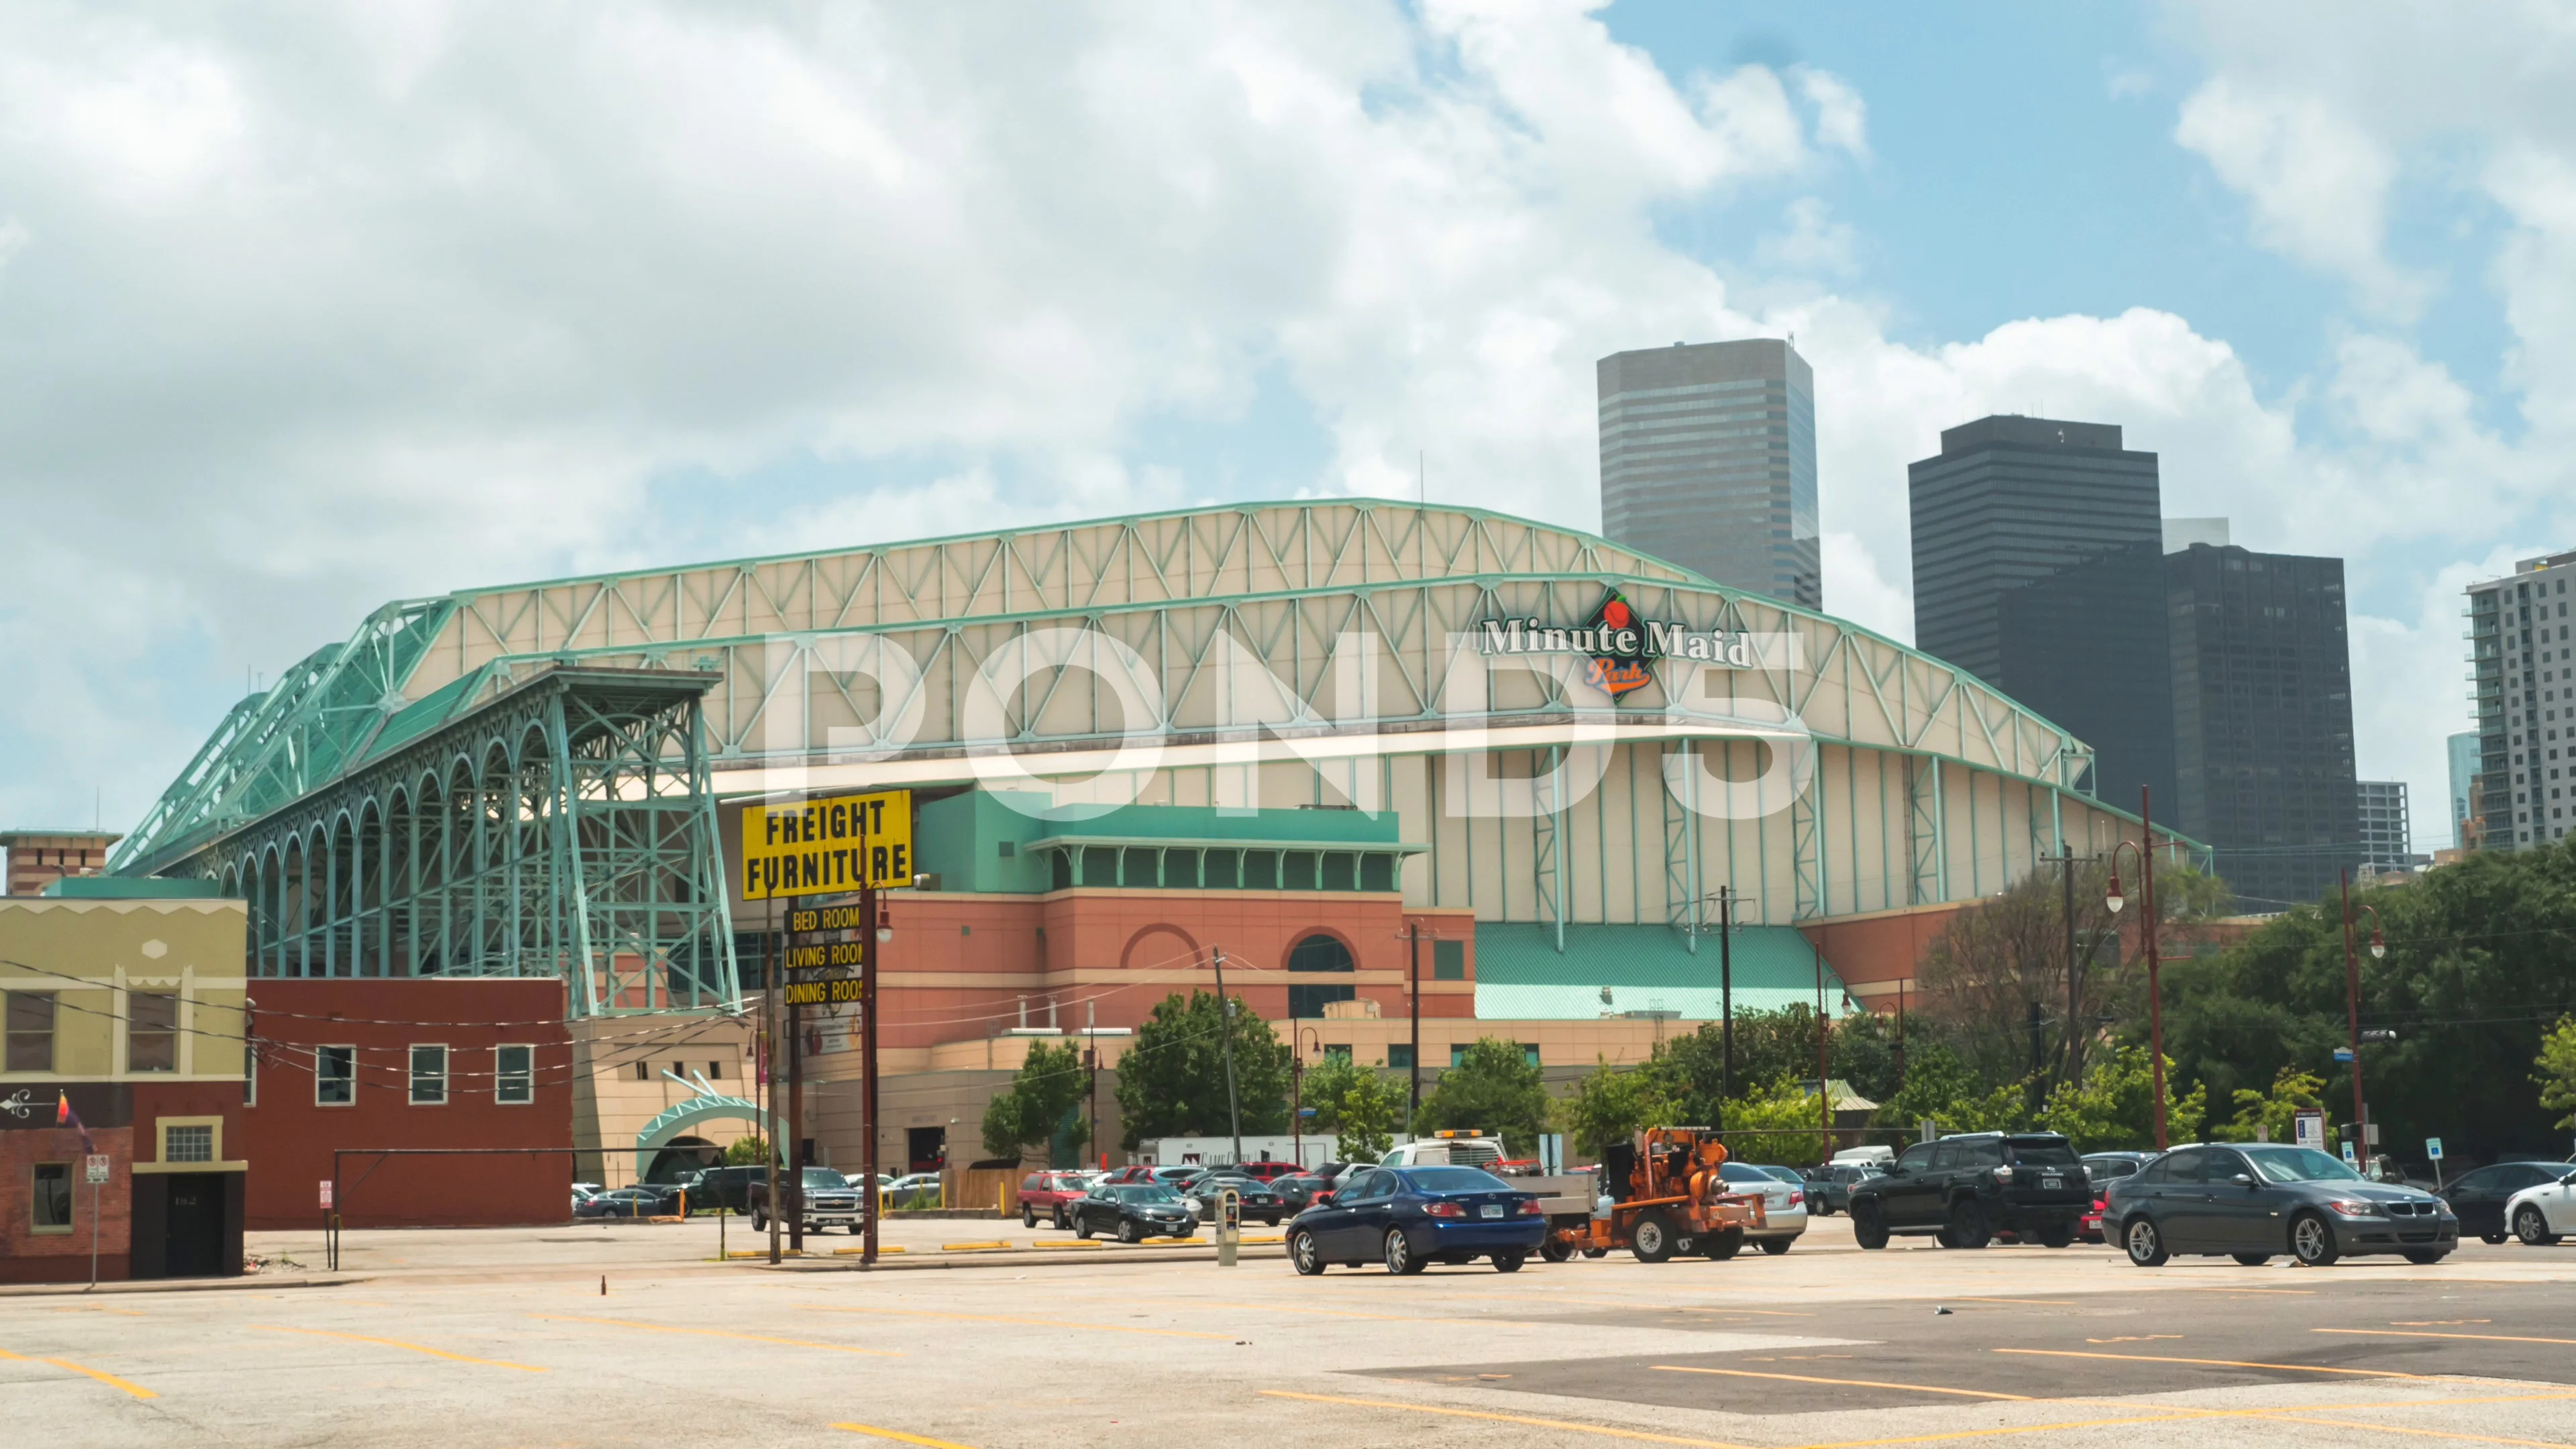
[747, 1244, 1292, 1273]
[0, 1273, 368, 1299]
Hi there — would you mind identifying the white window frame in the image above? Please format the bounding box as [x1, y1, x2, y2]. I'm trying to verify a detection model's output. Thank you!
[410, 1044, 449, 1106]
[494, 1044, 534, 1106]
[315, 1044, 356, 1106]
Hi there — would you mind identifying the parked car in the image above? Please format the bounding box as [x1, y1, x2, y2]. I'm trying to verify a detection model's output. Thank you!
[571, 1182, 604, 1212]
[1271, 1173, 1331, 1212]
[1286, 1164, 1546, 1275]
[2104, 1142, 2459, 1267]
[1379, 1131, 1507, 1171]
[1801, 1162, 1879, 1216]
[1018, 1171, 1091, 1230]
[2504, 1163, 2576, 1246]
[884, 1172, 944, 1207]
[2077, 1152, 2160, 1242]
[1230, 1159, 1304, 1183]
[1071, 1183, 1198, 1242]
[2436, 1161, 2568, 1243]
[1716, 1162, 1807, 1254]
[1181, 1174, 1286, 1226]
[682, 1164, 775, 1215]
[749, 1167, 867, 1233]
[576, 1185, 678, 1219]
[1848, 1132, 2090, 1250]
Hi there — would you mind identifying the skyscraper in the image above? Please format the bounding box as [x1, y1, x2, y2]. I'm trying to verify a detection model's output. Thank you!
[2166, 542, 2359, 909]
[2355, 781, 2410, 874]
[1907, 415, 2174, 809]
[1597, 339, 1819, 608]
[2446, 731, 2481, 849]
[2466, 546, 2576, 849]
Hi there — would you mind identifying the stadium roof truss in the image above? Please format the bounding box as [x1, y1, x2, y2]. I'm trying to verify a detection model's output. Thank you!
[116, 500, 2186, 1008]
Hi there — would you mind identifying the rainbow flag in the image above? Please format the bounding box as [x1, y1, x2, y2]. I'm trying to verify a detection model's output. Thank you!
[56, 1091, 92, 1152]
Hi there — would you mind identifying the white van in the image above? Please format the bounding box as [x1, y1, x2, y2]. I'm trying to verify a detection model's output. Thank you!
[1831, 1145, 1895, 1166]
[1380, 1131, 1508, 1171]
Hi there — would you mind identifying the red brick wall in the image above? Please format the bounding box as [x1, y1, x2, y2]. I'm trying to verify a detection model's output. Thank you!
[238, 979, 574, 1230]
[0, 1125, 132, 1283]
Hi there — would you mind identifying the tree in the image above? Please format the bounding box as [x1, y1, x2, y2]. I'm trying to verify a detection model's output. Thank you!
[2036, 1045, 2207, 1152]
[1112, 991, 1291, 1151]
[1295, 1055, 1365, 1134]
[2210, 1067, 2328, 1146]
[1720, 1077, 1828, 1167]
[723, 1134, 772, 1167]
[1417, 1037, 1552, 1148]
[980, 1040, 1091, 1163]
[1557, 1060, 1675, 1157]
[2537, 1014, 2576, 1130]
[1334, 1069, 1402, 1162]
[1873, 1039, 2028, 1136]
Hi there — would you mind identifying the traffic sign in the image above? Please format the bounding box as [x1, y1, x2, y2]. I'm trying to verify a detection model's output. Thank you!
[2294, 1110, 2325, 1151]
[318, 1179, 334, 1208]
[2339, 1140, 2359, 1165]
[740, 790, 913, 900]
[2426, 1136, 2445, 1161]
[84, 1155, 109, 1185]
[2332, 1047, 2355, 1063]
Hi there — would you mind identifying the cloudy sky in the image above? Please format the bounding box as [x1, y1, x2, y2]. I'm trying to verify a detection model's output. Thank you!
[3, 1, 2571, 854]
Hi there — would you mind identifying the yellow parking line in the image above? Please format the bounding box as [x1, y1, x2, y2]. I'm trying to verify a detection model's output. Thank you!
[804, 1305, 1232, 1340]
[0, 1345, 156, 1399]
[1258, 1389, 1755, 1447]
[531, 1314, 900, 1356]
[1992, 1347, 2426, 1379]
[834, 1422, 981, 1448]
[2316, 1327, 2576, 1348]
[254, 1325, 547, 1373]
[830, 1244, 907, 1255]
[939, 1241, 1012, 1252]
[1654, 1364, 2031, 1400]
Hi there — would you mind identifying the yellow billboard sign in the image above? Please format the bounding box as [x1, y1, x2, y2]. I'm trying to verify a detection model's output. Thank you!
[739, 789, 913, 901]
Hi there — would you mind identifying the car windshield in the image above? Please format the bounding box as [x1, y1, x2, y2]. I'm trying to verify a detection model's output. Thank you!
[803, 1169, 847, 1187]
[2247, 1148, 2364, 1183]
[1404, 1167, 1509, 1192]
[2005, 1140, 2081, 1167]
[1756, 1166, 1803, 1183]
[1115, 1185, 1181, 1203]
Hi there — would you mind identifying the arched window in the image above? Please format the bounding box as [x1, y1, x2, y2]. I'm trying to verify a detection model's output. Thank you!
[1286, 932, 1356, 1019]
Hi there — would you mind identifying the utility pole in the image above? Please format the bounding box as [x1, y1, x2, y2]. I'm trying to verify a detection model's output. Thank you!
[861, 879, 881, 1267]
[1210, 947, 1243, 1164]
[1717, 886, 1734, 1117]
[2141, 788, 2164, 1152]
[1406, 920, 1423, 1124]
[1085, 999, 1098, 1171]
[2341, 869, 2367, 1160]
[2037, 846, 2089, 1082]
[1813, 936, 1831, 1152]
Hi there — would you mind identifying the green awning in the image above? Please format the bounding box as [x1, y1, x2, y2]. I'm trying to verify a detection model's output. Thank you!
[1472, 922, 1847, 1022]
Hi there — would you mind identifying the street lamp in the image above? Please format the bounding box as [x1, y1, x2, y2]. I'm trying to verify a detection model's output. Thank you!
[1291, 1026, 1322, 1169]
[2341, 874, 2386, 1159]
[2102, 788, 2167, 1150]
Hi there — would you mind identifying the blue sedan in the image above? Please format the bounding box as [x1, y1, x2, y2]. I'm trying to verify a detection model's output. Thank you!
[1286, 1165, 1546, 1275]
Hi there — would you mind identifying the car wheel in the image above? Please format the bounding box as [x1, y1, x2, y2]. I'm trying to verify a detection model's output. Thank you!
[2514, 1205, 2563, 1247]
[2481, 1232, 2508, 1245]
[1580, 1246, 1609, 1259]
[1943, 1199, 1992, 1250]
[2290, 1211, 2341, 1267]
[1631, 1210, 1678, 1263]
[2402, 1248, 2450, 1265]
[1701, 1228, 1743, 1260]
[1022, 1206, 1037, 1229]
[1118, 1219, 1143, 1244]
[1075, 1216, 1093, 1240]
[1850, 1200, 1889, 1250]
[1053, 1210, 1068, 1231]
[1756, 1235, 1792, 1256]
[1263, 1216, 1280, 1227]
[2123, 1216, 2169, 1268]
[1540, 1237, 1574, 1263]
[2038, 1222, 2076, 1249]
[1385, 1228, 1426, 1275]
[1491, 1251, 1525, 1273]
[2231, 1252, 2271, 1267]
[1289, 1230, 1324, 1275]
[751, 1209, 767, 1232]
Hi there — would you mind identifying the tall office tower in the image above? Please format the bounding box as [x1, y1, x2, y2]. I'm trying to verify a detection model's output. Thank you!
[2465, 547, 2576, 849]
[1907, 415, 2174, 808]
[2355, 782, 2410, 873]
[1598, 339, 1819, 608]
[2446, 731, 2481, 849]
[2166, 543, 2358, 909]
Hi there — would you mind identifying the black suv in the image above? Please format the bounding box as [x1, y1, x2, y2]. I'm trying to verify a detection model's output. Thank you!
[1849, 1132, 2090, 1249]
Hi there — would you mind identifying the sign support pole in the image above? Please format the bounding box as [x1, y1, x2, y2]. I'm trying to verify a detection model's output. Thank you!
[767, 912, 782, 1266]
[861, 879, 880, 1267]
[788, 890, 805, 1256]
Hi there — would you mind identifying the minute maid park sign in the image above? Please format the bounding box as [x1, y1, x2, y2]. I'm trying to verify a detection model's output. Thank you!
[1476, 586, 1758, 699]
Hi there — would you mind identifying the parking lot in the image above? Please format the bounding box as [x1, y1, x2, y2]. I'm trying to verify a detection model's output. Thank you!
[7, 1215, 2575, 1448]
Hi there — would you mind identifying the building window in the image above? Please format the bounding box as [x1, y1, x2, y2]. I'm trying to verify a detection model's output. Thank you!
[633, 1059, 651, 1081]
[495, 1044, 534, 1105]
[128, 991, 178, 1073]
[32, 1162, 72, 1233]
[1432, 940, 1466, 981]
[1450, 1043, 1470, 1068]
[410, 1044, 448, 1105]
[1386, 1044, 1415, 1070]
[5, 991, 54, 1073]
[706, 1060, 724, 1080]
[1521, 1042, 1542, 1067]
[317, 1045, 356, 1104]
[1287, 932, 1357, 1019]
[1322, 1044, 1352, 1065]
[162, 1122, 215, 1163]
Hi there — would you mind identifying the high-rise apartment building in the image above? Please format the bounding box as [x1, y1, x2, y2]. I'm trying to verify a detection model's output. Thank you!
[1598, 339, 1819, 608]
[2166, 543, 2358, 909]
[1907, 415, 2175, 809]
[2446, 731, 2481, 849]
[2466, 547, 2576, 849]
[2355, 781, 2411, 873]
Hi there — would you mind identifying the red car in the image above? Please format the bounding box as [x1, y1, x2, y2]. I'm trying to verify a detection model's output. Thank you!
[1018, 1171, 1093, 1230]
[1230, 1160, 1303, 1183]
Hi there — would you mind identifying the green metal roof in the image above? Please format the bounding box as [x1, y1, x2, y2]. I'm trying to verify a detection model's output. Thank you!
[1472, 922, 1847, 1022]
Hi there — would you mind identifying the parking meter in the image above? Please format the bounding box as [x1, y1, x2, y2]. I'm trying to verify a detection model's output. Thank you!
[1216, 1186, 1241, 1267]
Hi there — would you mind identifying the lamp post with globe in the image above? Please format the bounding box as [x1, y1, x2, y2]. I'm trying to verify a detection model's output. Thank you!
[2341, 875, 2387, 1158]
[2103, 791, 2165, 1149]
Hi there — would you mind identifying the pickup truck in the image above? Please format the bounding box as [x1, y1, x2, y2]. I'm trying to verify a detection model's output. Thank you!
[749, 1166, 867, 1234]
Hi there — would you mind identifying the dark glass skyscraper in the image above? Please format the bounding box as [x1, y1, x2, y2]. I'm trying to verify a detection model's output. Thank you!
[1907, 416, 2175, 810]
[2165, 544, 2359, 908]
[1597, 339, 1819, 608]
